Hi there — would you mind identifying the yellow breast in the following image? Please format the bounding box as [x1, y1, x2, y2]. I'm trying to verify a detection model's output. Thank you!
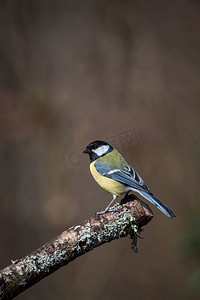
[90, 161, 126, 196]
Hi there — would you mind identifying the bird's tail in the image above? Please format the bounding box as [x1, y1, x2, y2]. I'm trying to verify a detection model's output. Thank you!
[134, 190, 176, 218]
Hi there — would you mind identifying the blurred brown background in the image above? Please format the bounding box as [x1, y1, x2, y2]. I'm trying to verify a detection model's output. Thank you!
[0, 0, 199, 299]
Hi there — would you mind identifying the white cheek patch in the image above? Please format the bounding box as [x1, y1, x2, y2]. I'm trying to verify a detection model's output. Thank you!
[92, 145, 110, 156]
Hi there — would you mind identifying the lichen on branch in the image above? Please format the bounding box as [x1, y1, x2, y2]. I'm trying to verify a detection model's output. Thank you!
[0, 195, 153, 300]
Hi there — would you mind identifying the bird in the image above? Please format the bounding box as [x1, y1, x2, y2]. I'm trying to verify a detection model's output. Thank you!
[83, 140, 175, 218]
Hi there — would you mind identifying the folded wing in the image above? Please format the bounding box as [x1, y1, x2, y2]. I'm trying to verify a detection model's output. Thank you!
[95, 160, 150, 193]
[95, 159, 176, 218]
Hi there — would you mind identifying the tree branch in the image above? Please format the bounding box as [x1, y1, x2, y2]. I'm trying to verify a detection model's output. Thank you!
[0, 195, 153, 299]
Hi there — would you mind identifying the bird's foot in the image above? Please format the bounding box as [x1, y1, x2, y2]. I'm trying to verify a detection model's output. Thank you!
[96, 207, 118, 215]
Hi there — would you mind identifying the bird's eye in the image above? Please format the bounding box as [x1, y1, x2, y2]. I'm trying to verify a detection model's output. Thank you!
[90, 144, 98, 150]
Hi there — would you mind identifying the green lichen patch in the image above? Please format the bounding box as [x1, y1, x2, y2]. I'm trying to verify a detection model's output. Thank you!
[72, 208, 142, 255]
[114, 208, 143, 253]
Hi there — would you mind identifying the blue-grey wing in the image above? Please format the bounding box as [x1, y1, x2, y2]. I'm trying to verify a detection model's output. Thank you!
[95, 160, 150, 193]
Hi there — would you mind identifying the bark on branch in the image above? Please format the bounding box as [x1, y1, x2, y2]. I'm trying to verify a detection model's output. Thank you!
[0, 195, 153, 299]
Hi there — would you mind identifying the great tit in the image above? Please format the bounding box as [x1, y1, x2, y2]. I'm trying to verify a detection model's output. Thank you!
[83, 140, 175, 218]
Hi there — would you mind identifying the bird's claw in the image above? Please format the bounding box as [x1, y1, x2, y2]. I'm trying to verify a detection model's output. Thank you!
[96, 207, 118, 215]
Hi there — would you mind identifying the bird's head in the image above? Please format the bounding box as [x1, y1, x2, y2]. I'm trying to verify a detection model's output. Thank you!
[83, 140, 113, 161]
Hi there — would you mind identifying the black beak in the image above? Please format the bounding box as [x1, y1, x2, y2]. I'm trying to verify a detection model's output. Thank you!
[83, 149, 89, 154]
